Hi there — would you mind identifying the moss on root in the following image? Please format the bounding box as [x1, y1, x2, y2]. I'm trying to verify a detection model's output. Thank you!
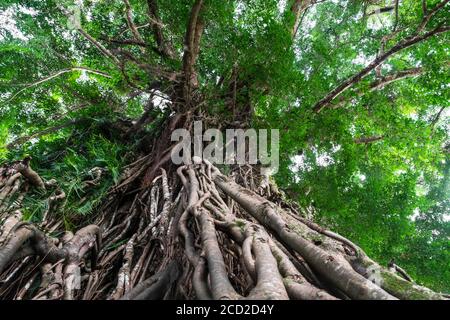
[234, 219, 247, 232]
[380, 270, 443, 300]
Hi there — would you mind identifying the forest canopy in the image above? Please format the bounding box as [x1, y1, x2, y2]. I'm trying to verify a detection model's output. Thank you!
[0, 0, 448, 298]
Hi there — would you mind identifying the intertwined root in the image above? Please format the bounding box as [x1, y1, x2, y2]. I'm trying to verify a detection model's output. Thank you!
[0, 158, 445, 300]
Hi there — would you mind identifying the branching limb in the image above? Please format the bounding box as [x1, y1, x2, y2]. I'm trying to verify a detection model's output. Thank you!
[147, 0, 175, 59]
[290, 1, 314, 38]
[182, 0, 205, 104]
[4, 67, 111, 103]
[7, 118, 87, 150]
[430, 105, 446, 134]
[123, 0, 146, 46]
[312, 4, 449, 113]
[331, 67, 425, 109]
[76, 27, 122, 65]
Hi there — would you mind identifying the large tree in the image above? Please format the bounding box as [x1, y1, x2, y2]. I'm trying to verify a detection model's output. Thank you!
[0, 0, 448, 300]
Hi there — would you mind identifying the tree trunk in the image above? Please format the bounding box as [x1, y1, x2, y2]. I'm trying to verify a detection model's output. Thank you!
[0, 117, 445, 300]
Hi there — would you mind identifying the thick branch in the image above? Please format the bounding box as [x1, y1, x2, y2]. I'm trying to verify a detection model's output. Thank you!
[7, 118, 86, 150]
[77, 28, 121, 65]
[430, 106, 446, 129]
[182, 0, 205, 103]
[417, 0, 449, 32]
[147, 0, 175, 59]
[269, 239, 338, 300]
[312, 23, 449, 112]
[331, 67, 424, 109]
[5, 67, 111, 103]
[370, 67, 424, 91]
[123, 0, 146, 45]
[388, 260, 414, 282]
[290, 0, 313, 38]
[393, 0, 399, 31]
[354, 135, 384, 144]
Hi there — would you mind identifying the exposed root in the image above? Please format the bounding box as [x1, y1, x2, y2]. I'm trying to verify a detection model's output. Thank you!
[0, 157, 446, 300]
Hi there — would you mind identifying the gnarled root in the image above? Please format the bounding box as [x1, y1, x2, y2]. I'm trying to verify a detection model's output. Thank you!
[0, 157, 446, 300]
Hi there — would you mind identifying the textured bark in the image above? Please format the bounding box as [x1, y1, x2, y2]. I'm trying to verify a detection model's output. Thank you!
[181, 0, 205, 104]
[0, 145, 446, 300]
[147, 0, 175, 59]
[213, 175, 396, 300]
